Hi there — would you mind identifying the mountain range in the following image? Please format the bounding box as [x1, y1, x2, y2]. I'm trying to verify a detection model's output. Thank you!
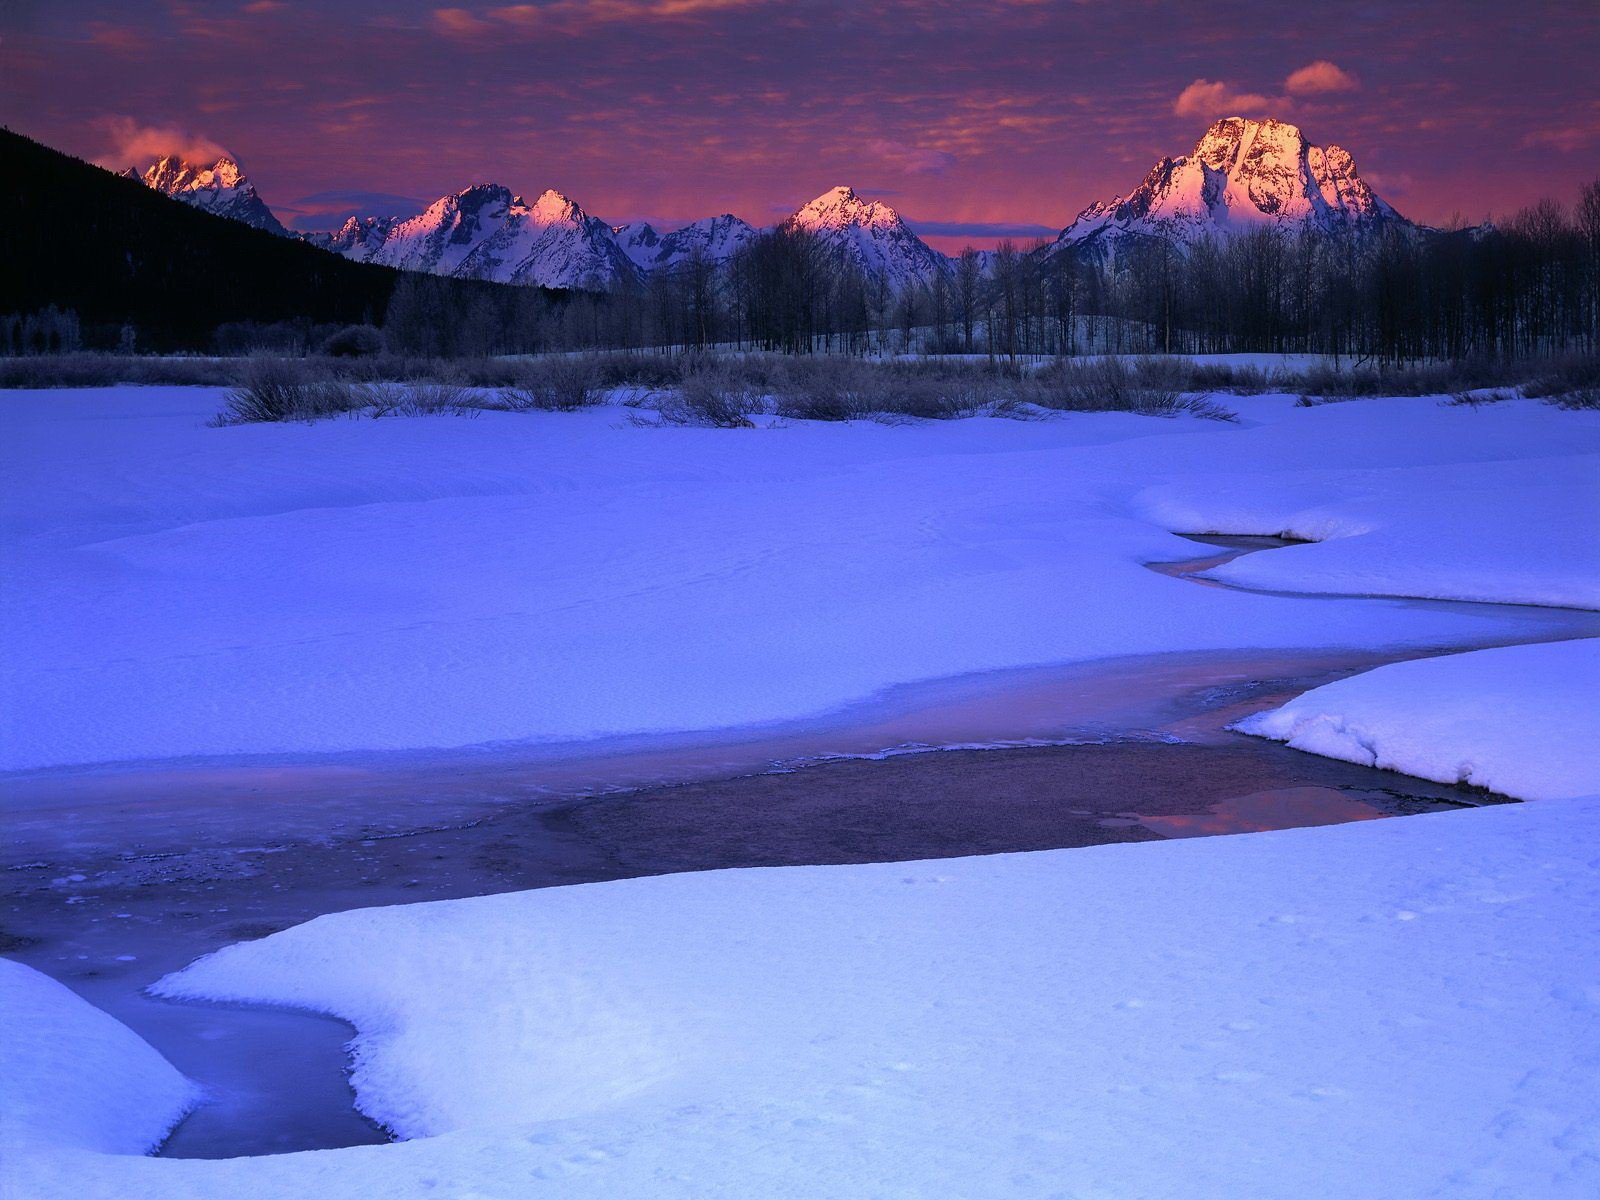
[129, 117, 1418, 292]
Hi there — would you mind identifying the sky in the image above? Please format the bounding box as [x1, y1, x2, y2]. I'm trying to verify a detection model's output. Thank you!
[4, 0, 1598, 251]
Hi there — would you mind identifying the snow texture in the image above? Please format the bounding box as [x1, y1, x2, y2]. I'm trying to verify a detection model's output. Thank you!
[4, 794, 1595, 1197]
[2, 390, 1595, 771]
[1236, 639, 1600, 801]
[0, 959, 196, 1157]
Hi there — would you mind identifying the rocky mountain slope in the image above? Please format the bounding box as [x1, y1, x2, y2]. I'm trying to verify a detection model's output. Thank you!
[1046, 117, 1407, 261]
[122, 154, 288, 236]
[785, 186, 951, 291]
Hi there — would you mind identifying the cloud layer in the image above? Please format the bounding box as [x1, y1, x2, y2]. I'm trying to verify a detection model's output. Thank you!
[8, 3, 1593, 244]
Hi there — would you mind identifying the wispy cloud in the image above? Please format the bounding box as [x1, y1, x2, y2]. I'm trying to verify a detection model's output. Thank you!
[435, 0, 760, 38]
[1519, 125, 1598, 153]
[91, 116, 228, 169]
[867, 139, 957, 177]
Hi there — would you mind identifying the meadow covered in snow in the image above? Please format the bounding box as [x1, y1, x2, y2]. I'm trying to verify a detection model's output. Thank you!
[3, 379, 1598, 1199]
[3, 385, 1595, 771]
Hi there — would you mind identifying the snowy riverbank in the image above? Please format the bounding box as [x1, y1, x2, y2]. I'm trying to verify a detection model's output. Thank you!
[4, 790, 1596, 1199]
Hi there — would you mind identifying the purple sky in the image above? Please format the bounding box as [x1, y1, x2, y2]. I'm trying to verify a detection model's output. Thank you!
[6, 1, 1598, 251]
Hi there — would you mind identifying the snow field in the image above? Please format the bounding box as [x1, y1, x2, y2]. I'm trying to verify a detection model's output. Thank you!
[3, 388, 1595, 770]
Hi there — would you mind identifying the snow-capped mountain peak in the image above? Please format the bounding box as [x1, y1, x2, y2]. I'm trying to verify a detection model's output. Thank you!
[790, 185, 904, 233]
[529, 188, 583, 223]
[320, 183, 637, 290]
[784, 186, 949, 291]
[124, 153, 288, 236]
[1049, 116, 1404, 261]
[612, 220, 663, 269]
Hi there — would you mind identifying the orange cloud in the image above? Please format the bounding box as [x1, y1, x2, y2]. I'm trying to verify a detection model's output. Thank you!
[91, 117, 230, 169]
[1173, 79, 1279, 119]
[1285, 60, 1359, 95]
[433, 7, 493, 35]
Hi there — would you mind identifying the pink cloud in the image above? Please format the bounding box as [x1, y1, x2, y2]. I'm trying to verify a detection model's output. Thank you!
[91, 117, 229, 169]
[1285, 60, 1359, 95]
[433, 7, 492, 36]
[1519, 125, 1598, 153]
[1173, 79, 1280, 119]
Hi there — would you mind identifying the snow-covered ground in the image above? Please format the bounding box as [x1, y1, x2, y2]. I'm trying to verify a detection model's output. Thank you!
[0, 959, 196, 1158]
[4, 385, 1599, 1198]
[5, 793, 1597, 1199]
[2, 388, 1595, 771]
[1238, 639, 1600, 802]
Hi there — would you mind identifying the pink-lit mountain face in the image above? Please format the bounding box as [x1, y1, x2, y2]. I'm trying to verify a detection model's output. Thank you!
[784, 186, 951, 292]
[1047, 117, 1408, 261]
[123, 154, 288, 236]
[312, 184, 639, 290]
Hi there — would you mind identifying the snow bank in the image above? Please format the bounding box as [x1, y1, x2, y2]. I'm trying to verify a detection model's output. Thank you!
[0, 959, 196, 1157]
[2, 389, 1596, 769]
[1236, 640, 1600, 801]
[5, 795, 1588, 1197]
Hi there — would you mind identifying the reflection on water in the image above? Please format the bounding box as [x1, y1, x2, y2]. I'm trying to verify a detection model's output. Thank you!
[1138, 786, 1385, 837]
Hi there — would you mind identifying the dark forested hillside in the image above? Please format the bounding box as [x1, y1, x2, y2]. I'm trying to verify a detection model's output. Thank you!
[0, 129, 563, 352]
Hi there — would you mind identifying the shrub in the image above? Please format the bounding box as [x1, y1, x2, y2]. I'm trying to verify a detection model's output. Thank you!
[1029, 357, 1235, 421]
[214, 359, 373, 424]
[500, 356, 601, 411]
[871, 375, 991, 421]
[588, 351, 685, 388]
[374, 382, 476, 417]
[321, 324, 384, 357]
[658, 364, 763, 427]
[772, 356, 874, 421]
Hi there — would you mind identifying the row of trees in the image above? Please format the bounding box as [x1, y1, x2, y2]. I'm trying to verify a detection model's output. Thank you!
[540, 179, 1599, 363]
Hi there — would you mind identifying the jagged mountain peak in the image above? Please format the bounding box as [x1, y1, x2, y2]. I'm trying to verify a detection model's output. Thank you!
[1050, 116, 1404, 261]
[125, 151, 287, 236]
[318, 180, 634, 290]
[790, 185, 905, 233]
[783, 187, 948, 291]
[529, 188, 584, 222]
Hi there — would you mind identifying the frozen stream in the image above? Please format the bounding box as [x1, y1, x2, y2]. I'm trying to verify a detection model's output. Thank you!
[2, 536, 1596, 1158]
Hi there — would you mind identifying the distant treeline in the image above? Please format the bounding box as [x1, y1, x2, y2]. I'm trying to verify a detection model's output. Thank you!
[383, 181, 1600, 362]
[3, 126, 1595, 362]
[563, 187, 1600, 362]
